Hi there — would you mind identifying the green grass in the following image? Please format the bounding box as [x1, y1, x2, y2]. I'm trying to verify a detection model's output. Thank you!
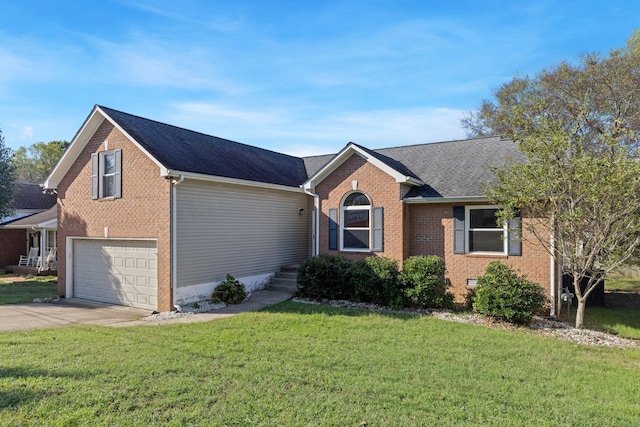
[559, 306, 640, 339]
[581, 307, 640, 340]
[0, 275, 58, 304]
[606, 278, 640, 293]
[1, 301, 639, 426]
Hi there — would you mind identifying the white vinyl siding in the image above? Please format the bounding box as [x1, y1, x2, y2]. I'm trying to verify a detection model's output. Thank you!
[175, 180, 311, 287]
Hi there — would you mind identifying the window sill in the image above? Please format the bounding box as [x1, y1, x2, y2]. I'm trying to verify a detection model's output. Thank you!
[97, 196, 117, 202]
[340, 248, 371, 253]
[464, 253, 508, 258]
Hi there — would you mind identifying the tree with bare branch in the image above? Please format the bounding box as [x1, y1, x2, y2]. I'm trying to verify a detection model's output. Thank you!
[463, 31, 640, 328]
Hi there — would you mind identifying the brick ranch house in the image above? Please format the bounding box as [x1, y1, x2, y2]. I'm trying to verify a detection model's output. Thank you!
[44, 105, 561, 314]
[0, 183, 57, 270]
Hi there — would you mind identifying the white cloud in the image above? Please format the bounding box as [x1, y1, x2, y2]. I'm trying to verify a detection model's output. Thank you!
[20, 126, 34, 140]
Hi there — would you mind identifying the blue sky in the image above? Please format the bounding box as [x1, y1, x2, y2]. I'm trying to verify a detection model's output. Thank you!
[1, 1, 638, 157]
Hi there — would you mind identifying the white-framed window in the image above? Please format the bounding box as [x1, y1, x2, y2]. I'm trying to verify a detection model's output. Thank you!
[465, 205, 507, 254]
[91, 149, 122, 199]
[341, 192, 371, 251]
[46, 230, 57, 251]
[101, 152, 116, 197]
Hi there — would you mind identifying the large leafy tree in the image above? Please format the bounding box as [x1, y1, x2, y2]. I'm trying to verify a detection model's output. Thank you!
[463, 31, 640, 328]
[13, 140, 69, 184]
[0, 128, 17, 219]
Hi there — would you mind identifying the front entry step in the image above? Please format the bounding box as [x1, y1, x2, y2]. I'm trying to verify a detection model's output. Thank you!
[267, 266, 298, 293]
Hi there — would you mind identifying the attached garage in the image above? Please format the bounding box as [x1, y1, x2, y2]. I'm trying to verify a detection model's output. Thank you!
[73, 239, 158, 310]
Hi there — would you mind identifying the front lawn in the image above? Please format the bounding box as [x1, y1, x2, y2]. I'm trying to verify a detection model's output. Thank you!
[1, 301, 639, 425]
[582, 307, 640, 340]
[605, 278, 640, 293]
[0, 274, 57, 304]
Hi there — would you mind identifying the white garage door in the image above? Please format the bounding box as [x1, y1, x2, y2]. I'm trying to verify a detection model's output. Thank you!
[73, 239, 158, 310]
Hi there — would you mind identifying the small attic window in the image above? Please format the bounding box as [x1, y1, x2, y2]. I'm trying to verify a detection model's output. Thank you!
[91, 149, 122, 199]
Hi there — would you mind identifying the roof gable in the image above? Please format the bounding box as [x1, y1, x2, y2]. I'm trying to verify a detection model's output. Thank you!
[303, 136, 524, 201]
[302, 142, 424, 191]
[45, 105, 309, 190]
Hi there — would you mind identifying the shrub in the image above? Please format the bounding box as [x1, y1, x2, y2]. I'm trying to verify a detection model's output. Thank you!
[297, 254, 356, 300]
[464, 287, 477, 310]
[472, 261, 546, 324]
[210, 274, 247, 305]
[358, 256, 402, 306]
[401, 255, 454, 309]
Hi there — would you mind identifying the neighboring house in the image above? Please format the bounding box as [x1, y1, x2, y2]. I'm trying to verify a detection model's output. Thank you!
[0, 183, 57, 270]
[44, 105, 560, 314]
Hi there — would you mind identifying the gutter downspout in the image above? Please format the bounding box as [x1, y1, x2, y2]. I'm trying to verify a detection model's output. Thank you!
[303, 188, 320, 256]
[171, 175, 185, 310]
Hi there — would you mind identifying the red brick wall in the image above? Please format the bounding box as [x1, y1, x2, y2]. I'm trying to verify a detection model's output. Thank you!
[314, 154, 552, 303]
[409, 203, 552, 302]
[56, 120, 173, 311]
[0, 229, 27, 267]
[316, 153, 407, 262]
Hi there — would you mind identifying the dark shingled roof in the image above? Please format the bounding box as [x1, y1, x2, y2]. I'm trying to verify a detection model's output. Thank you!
[376, 137, 524, 198]
[303, 136, 524, 199]
[100, 106, 309, 188]
[99, 106, 522, 198]
[5, 206, 57, 227]
[350, 143, 421, 181]
[12, 183, 57, 210]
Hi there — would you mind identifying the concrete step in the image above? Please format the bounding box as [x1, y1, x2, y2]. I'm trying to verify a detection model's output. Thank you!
[275, 271, 297, 280]
[266, 265, 299, 293]
[268, 277, 298, 293]
[280, 264, 299, 273]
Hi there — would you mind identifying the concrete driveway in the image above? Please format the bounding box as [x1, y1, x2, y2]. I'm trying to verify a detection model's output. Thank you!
[0, 299, 151, 332]
[0, 289, 294, 332]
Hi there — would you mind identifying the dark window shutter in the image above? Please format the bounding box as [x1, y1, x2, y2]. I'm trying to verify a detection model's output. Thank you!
[508, 211, 522, 256]
[453, 206, 465, 254]
[328, 208, 338, 250]
[114, 149, 122, 199]
[373, 207, 383, 252]
[91, 153, 99, 199]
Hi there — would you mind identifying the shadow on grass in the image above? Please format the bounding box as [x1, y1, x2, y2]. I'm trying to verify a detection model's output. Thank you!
[0, 366, 79, 409]
[259, 300, 424, 320]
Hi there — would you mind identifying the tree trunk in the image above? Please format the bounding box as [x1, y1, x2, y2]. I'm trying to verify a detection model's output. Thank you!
[575, 297, 586, 329]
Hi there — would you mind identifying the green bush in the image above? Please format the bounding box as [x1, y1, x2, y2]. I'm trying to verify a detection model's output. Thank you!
[401, 255, 454, 309]
[297, 254, 356, 300]
[298, 254, 456, 310]
[472, 261, 546, 324]
[210, 274, 247, 305]
[358, 256, 402, 307]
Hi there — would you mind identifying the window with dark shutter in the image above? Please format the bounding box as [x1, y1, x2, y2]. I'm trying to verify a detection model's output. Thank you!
[372, 207, 383, 252]
[91, 153, 99, 200]
[328, 208, 338, 250]
[453, 206, 465, 254]
[341, 192, 371, 251]
[507, 211, 522, 256]
[92, 149, 122, 199]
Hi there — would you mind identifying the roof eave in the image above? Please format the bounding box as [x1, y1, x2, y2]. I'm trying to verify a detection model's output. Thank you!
[303, 143, 423, 190]
[403, 196, 490, 204]
[164, 169, 307, 193]
[44, 105, 168, 190]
